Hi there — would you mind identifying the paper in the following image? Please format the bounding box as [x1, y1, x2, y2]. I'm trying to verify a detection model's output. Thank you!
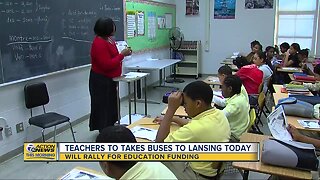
[127, 14, 136, 38]
[130, 126, 158, 141]
[298, 120, 320, 129]
[165, 13, 172, 28]
[212, 90, 223, 98]
[267, 106, 292, 141]
[124, 72, 149, 79]
[137, 11, 145, 35]
[60, 168, 112, 180]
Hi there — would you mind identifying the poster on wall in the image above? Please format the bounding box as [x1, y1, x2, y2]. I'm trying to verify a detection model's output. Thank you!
[127, 11, 136, 38]
[214, 0, 236, 19]
[186, 0, 199, 15]
[245, 0, 273, 9]
[137, 11, 145, 36]
[157, 16, 166, 29]
[148, 12, 156, 40]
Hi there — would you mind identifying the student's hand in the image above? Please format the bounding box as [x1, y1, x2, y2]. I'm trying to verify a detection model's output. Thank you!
[167, 91, 183, 111]
[287, 124, 304, 141]
[153, 116, 164, 124]
[121, 48, 132, 56]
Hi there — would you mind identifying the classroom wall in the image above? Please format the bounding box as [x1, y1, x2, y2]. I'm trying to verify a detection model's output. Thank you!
[176, 0, 276, 74]
[0, 0, 174, 158]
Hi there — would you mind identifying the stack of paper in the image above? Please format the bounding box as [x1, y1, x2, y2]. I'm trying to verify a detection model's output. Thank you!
[130, 126, 158, 141]
[284, 84, 309, 94]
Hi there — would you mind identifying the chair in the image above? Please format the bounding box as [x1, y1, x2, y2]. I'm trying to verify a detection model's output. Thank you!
[255, 92, 266, 126]
[247, 108, 262, 134]
[24, 82, 76, 142]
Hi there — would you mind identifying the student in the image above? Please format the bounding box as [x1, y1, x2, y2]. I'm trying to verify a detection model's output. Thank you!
[265, 46, 279, 68]
[234, 56, 263, 95]
[221, 75, 250, 142]
[246, 40, 263, 63]
[299, 48, 311, 74]
[212, 65, 249, 107]
[96, 126, 177, 180]
[292, 64, 320, 94]
[89, 18, 132, 132]
[156, 81, 230, 179]
[283, 43, 301, 67]
[278, 42, 290, 60]
[253, 51, 273, 93]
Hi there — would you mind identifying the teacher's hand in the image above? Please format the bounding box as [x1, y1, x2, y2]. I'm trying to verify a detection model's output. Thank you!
[121, 48, 132, 56]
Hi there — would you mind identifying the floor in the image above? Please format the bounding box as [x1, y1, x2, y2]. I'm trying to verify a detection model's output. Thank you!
[0, 76, 273, 179]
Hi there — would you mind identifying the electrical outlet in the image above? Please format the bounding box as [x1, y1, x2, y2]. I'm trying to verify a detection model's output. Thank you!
[16, 122, 24, 133]
[5, 126, 12, 136]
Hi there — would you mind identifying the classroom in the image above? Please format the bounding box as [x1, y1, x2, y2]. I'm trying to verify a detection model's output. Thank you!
[0, 0, 320, 179]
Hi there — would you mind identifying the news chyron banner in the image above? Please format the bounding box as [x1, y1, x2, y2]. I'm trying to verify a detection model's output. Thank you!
[24, 143, 259, 161]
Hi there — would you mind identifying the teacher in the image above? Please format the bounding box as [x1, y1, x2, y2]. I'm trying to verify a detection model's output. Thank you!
[89, 17, 132, 132]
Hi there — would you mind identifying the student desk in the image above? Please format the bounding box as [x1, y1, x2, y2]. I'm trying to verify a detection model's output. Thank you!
[232, 133, 312, 180]
[289, 74, 318, 83]
[277, 67, 303, 73]
[203, 76, 221, 86]
[127, 117, 180, 142]
[113, 72, 149, 124]
[273, 85, 319, 132]
[126, 59, 181, 88]
[161, 103, 215, 118]
[161, 106, 189, 118]
[220, 58, 234, 65]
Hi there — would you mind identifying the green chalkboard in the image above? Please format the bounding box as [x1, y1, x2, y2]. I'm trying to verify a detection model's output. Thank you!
[126, 0, 176, 52]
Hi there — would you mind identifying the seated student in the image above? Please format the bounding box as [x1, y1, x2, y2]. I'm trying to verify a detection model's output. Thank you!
[299, 48, 311, 73]
[221, 75, 250, 142]
[266, 46, 279, 69]
[277, 42, 290, 60]
[234, 56, 263, 95]
[156, 81, 230, 179]
[283, 43, 301, 67]
[96, 126, 177, 180]
[212, 65, 249, 107]
[246, 40, 263, 63]
[253, 51, 273, 93]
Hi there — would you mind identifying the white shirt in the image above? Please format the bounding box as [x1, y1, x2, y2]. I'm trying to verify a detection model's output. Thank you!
[258, 64, 273, 93]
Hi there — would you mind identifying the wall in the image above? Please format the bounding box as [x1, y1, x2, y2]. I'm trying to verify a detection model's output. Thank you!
[176, 0, 276, 74]
[0, 0, 174, 158]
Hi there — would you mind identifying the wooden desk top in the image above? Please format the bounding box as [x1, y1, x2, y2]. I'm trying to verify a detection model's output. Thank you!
[273, 85, 318, 132]
[277, 67, 302, 73]
[203, 76, 221, 86]
[161, 106, 189, 117]
[127, 117, 180, 142]
[232, 133, 312, 179]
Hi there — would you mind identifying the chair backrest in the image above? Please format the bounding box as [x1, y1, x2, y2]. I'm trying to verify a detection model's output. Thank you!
[257, 92, 266, 110]
[247, 108, 256, 132]
[24, 82, 49, 109]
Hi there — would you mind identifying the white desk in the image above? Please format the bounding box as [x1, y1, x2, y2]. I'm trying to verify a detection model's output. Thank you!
[113, 72, 149, 124]
[126, 59, 181, 88]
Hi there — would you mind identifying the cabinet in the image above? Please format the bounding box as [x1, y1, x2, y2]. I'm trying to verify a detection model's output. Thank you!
[174, 41, 200, 78]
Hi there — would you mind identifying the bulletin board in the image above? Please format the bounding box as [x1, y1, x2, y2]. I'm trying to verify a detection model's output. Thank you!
[126, 0, 176, 52]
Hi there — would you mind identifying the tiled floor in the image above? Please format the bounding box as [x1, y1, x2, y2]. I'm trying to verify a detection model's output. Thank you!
[0, 76, 273, 179]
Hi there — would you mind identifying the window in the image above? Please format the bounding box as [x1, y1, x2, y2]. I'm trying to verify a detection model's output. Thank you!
[275, 0, 319, 56]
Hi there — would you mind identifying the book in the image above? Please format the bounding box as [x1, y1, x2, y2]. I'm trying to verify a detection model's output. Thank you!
[297, 120, 320, 129]
[60, 167, 112, 180]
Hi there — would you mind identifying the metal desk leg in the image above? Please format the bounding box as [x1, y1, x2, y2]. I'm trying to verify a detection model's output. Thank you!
[128, 82, 131, 124]
[159, 69, 163, 86]
[144, 77, 147, 115]
[243, 170, 249, 180]
[134, 81, 137, 114]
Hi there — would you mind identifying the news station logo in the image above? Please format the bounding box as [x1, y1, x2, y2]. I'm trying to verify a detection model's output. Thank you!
[24, 143, 57, 161]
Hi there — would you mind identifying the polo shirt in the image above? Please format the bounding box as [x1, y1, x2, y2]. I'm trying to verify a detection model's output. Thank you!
[120, 162, 177, 179]
[164, 108, 230, 177]
[223, 93, 250, 139]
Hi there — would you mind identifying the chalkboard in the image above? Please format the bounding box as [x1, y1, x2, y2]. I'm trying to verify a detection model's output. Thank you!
[0, 0, 124, 84]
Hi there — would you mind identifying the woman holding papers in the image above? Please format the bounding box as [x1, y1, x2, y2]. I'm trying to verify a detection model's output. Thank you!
[89, 18, 132, 132]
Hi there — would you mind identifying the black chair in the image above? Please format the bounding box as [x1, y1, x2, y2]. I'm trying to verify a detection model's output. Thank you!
[24, 82, 76, 142]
